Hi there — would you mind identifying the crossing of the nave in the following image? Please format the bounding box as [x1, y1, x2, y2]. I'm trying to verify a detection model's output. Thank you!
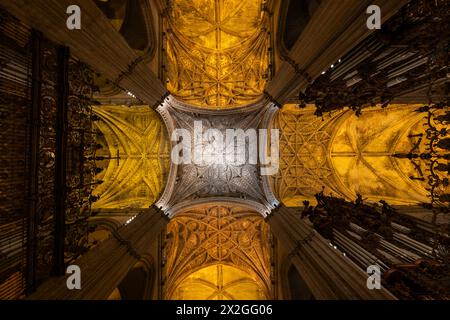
[0, 0, 449, 300]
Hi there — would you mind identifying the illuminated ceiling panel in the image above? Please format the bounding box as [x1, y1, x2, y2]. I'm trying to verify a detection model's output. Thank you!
[269, 105, 343, 205]
[329, 106, 430, 205]
[165, 0, 271, 109]
[164, 204, 272, 300]
[91, 105, 170, 209]
[170, 264, 267, 300]
[160, 108, 269, 208]
[271, 105, 431, 206]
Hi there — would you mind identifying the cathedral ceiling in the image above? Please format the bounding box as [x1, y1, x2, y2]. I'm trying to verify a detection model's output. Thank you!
[163, 204, 272, 300]
[164, 0, 271, 109]
[157, 101, 273, 212]
[269, 104, 345, 205]
[91, 105, 170, 209]
[170, 264, 267, 300]
[270, 104, 433, 206]
[330, 105, 430, 205]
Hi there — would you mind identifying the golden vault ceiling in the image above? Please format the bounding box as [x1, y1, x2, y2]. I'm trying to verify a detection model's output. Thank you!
[163, 204, 272, 300]
[91, 105, 170, 209]
[271, 104, 431, 206]
[330, 105, 430, 205]
[164, 0, 271, 109]
[170, 264, 267, 300]
[269, 104, 342, 205]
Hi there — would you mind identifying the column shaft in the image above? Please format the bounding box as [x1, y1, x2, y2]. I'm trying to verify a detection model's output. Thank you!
[1, 0, 168, 106]
[29, 207, 167, 299]
[268, 206, 395, 299]
[267, 0, 408, 105]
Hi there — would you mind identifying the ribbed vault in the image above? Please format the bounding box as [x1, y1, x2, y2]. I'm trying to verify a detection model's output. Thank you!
[163, 203, 273, 300]
[164, 0, 271, 109]
[91, 105, 170, 209]
[270, 104, 432, 206]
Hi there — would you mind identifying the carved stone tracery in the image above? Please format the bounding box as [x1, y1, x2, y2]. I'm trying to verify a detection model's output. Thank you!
[163, 204, 273, 300]
[159, 100, 272, 210]
[270, 104, 436, 207]
[91, 105, 171, 209]
[269, 105, 345, 205]
[164, 0, 272, 109]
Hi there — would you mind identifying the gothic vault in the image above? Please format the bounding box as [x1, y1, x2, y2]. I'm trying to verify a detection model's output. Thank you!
[0, 0, 449, 302]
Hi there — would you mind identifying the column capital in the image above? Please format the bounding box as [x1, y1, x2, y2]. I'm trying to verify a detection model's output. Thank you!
[152, 91, 171, 110]
[265, 203, 300, 221]
[0, 0, 167, 106]
[263, 90, 282, 109]
[150, 204, 171, 222]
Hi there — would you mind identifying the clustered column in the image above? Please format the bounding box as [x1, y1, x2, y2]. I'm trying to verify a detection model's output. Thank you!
[1, 0, 168, 106]
[30, 205, 168, 300]
[266, 0, 408, 105]
[267, 205, 395, 299]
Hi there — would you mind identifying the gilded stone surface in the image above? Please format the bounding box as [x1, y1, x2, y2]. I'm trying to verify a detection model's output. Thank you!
[164, 204, 272, 300]
[92, 105, 170, 209]
[165, 0, 271, 109]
